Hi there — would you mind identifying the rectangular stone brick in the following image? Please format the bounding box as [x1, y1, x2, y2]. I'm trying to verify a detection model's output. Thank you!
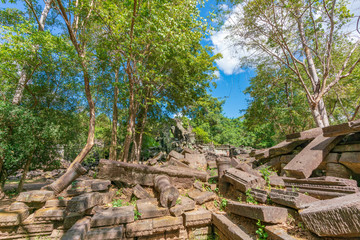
[269, 189, 318, 209]
[212, 213, 252, 240]
[91, 206, 134, 227]
[66, 192, 102, 213]
[300, 192, 360, 237]
[0, 209, 29, 227]
[223, 168, 265, 193]
[227, 201, 288, 224]
[169, 196, 195, 217]
[339, 152, 360, 174]
[87, 225, 124, 240]
[17, 223, 53, 234]
[184, 208, 211, 227]
[323, 119, 360, 137]
[284, 135, 344, 178]
[137, 200, 169, 220]
[61, 216, 91, 240]
[34, 207, 65, 221]
[17, 190, 54, 203]
[187, 189, 215, 204]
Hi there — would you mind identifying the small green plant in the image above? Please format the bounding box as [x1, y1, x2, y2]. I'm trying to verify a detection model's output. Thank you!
[291, 185, 299, 192]
[71, 180, 78, 189]
[134, 209, 141, 220]
[112, 199, 123, 207]
[214, 199, 219, 208]
[245, 189, 258, 204]
[208, 177, 217, 184]
[220, 198, 228, 211]
[116, 189, 123, 196]
[259, 166, 276, 187]
[209, 168, 217, 177]
[287, 213, 295, 225]
[237, 196, 243, 202]
[298, 222, 305, 230]
[58, 196, 64, 200]
[93, 172, 97, 178]
[256, 220, 268, 240]
[130, 196, 137, 205]
[304, 192, 309, 196]
[176, 198, 182, 205]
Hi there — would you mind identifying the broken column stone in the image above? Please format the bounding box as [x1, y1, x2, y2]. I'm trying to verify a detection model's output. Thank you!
[187, 189, 216, 204]
[90, 206, 134, 227]
[133, 184, 152, 199]
[223, 168, 265, 193]
[283, 176, 359, 199]
[154, 175, 179, 208]
[339, 152, 360, 174]
[269, 189, 318, 209]
[87, 226, 124, 240]
[284, 135, 344, 178]
[184, 208, 211, 227]
[169, 196, 195, 217]
[300, 192, 360, 237]
[227, 201, 288, 224]
[98, 159, 207, 188]
[212, 213, 252, 240]
[45, 163, 87, 195]
[136, 198, 169, 219]
[216, 157, 231, 179]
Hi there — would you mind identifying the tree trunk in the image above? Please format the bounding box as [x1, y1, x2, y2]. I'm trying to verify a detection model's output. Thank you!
[17, 156, 32, 193]
[133, 103, 149, 163]
[109, 69, 120, 161]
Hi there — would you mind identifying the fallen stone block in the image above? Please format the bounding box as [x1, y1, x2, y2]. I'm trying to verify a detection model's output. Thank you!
[9, 202, 29, 211]
[34, 207, 66, 221]
[152, 216, 183, 234]
[61, 216, 91, 240]
[184, 208, 211, 227]
[66, 192, 102, 213]
[17, 190, 54, 204]
[227, 201, 288, 224]
[286, 127, 322, 141]
[187, 225, 212, 240]
[223, 168, 265, 193]
[236, 163, 261, 177]
[87, 226, 125, 240]
[50, 229, 65, 239]
[284, 135, 344, 178]
[323, 119, 360, 137]
[184, 153, 207, 170]
[212, 213, 252, 240]
[154, 175, 179, 208]
[64, 212, 84, 230]
[137, 199, 169, 219]
[265, 225, 297, 240]
[167, 157, 190, 169]
[168, 150, 184, 160]
[332, 143, 360, 152]
[249, 188, 268, 203]
[326, 162, 350, 178]
[216, 157, 231, 179]
[254, 140, 306, 160]
[0, 209, 29, 227]
[133, 184, 152, 199]
[283, 176, 359, 199]
[45, 199, 68, 208]
[126, 218, 153, 237]
[269, 189, 318, 209]
[148, 152, 164, 166]
[91, 179, 111, 192]
[269, 175, 285, 187]
[187, 189, 216, 204]
[98, 160, 207, 188]
[339, 152, 360, 174]
[300, 192, 360, 237]
[169, 196, 195, 217]
[91, 206, 134, 227]
[17, 223, 53, 234]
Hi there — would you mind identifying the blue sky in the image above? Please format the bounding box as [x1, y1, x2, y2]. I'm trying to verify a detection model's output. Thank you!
[199, 0, 254, 118]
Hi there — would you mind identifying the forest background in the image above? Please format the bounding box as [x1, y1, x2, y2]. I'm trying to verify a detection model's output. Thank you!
[0, 0, 359, 194]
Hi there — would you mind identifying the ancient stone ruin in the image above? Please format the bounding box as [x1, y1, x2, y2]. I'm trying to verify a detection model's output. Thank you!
[1, 119, 360, 239]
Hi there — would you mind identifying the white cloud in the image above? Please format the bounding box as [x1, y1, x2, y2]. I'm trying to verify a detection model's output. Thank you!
[214, 70, 220, 78]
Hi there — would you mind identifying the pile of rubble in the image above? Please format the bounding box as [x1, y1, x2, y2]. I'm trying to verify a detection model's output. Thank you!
[0, 119, 360, 239]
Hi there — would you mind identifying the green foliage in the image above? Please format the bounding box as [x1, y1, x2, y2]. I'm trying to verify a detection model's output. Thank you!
[134, 209, 141, 221]
[245, 189, 258, 204]
[259, 166, 276, 188]
[112, 199, 123, 207]
[255, 220, 268, 240]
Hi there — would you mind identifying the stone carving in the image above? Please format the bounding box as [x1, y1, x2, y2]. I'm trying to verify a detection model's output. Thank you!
[34, 207, 66, 221]
[269, 189, 318, 209]
[223, 168, 265, 193]
[154, 175, 179, 208]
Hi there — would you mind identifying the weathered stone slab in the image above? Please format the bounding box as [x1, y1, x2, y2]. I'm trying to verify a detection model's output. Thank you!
[286, 127, 322, 141]
[187, 189, 216, 204]
[326, 162, 350, 178]
[167, 157, 190, 169]
[167, 150, 184, 160]
[284, 135, 344, 178]
[17, 190, 54, 203]
[269, 175, 285, 187]
[98, 160, 207, 187]
[184, 153, 207, 170]
[87, 226, 124, 240]
[34, 207, 66, 221]
[148, 152, 164, 166]
[339, 152, 360, 174]
[187, 226, 211, 240]
[17, 223, 53, 234]
[223, 168, 265, 193]
[254, 140, 306, 160]
[169, 196, 195, 217]
[269, 189, 318, 209]
[45, 199, 68, 208]
[332, 143, 360, 152]
[126, 216, 183, 237]
[137, 200, 169, 219]
[133, 184, 152, 199]
[323, 119, 360, 137]
[64, 212, 84, 229]
[212, 213, 252, 240]
[9, 202, 29, 211]
[283, 176, 359, 199]
[227, 201, 288, 224]
[184, 208, 211, 227]
[249, 188, 268, 203]
[61, 216, 91, 240]
[265, 225, 297, 240]
[0, 209, 28, 227]
[66, 192, 102, 213]
[300, 192, 360, 237]
[91, 179, 111, 192]
[91, 206, 134, 227]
